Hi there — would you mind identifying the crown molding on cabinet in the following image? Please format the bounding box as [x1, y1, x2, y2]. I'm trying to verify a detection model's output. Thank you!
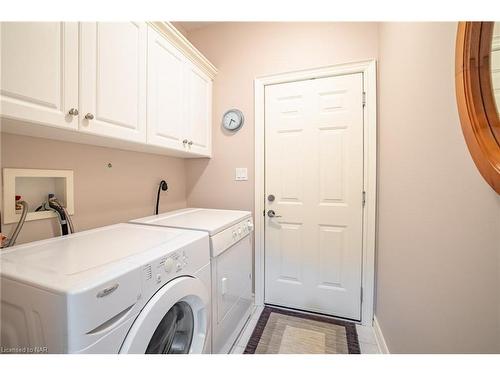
[149, 22, 218, 79]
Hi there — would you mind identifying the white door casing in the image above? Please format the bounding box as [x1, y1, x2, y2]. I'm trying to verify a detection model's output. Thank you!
[0, 22, 78, 129]
[147, 26, 186, 150]
[79, 22, 147, 142]
[264, 73, 364, 320]
[254, 60, 377, 326]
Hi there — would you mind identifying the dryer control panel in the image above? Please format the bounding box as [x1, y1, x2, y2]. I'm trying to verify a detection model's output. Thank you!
[211, 218, 254, 258]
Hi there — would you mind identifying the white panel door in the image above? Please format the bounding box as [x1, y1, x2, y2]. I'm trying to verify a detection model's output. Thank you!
[0, 22, 78, 129]
[79, 22, 147, 142]
[264, 73, 364, 320]
[185, 63, 212, 156]
[146, 26, 186, 151]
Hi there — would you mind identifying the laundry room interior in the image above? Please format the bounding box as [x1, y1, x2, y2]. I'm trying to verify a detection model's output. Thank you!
[1, 2, 500, 368]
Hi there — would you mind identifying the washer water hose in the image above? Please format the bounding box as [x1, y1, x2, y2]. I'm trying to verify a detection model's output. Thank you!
[50, 197, 74, 234]
[34, 194, 75, 236]
[155, 180, 169, 215]
[1, 200, 28, 248]
[48, 199, 69, 236]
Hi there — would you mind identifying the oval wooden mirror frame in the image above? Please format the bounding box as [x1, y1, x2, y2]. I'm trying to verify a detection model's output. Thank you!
[456, 22, 500, 194]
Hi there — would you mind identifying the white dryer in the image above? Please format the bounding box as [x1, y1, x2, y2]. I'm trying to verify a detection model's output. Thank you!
[0, 223, 211, 354]
[131, 208, 254, 354]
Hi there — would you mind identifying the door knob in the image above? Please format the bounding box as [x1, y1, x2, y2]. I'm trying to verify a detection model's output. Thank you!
[182, 139, 188, 144]
[267, 194, 275, 202]
[188, 140, 193, 146]
[85, 113, 94, 120]
[267, 210, 282, 218]
[68, 108, 79, 116]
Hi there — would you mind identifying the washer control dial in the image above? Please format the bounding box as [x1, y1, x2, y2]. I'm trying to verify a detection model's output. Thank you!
[164, 258, 174, 273]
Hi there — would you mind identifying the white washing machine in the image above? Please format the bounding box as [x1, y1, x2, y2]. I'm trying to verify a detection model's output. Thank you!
[131, 208, 254, 354]
[0, 223, 211, 354]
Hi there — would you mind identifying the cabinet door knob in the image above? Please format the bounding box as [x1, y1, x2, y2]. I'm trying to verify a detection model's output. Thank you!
[85, 113, 94, 120]
[68, 108, 79, 116]
[188, 140, 193, 146]
[182, 139, 188, 144]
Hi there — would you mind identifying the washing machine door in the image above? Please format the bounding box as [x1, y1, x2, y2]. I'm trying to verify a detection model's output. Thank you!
[120, 276, 209, 354]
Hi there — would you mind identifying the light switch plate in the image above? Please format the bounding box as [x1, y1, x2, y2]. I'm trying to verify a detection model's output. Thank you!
[235, 168, 248, 181]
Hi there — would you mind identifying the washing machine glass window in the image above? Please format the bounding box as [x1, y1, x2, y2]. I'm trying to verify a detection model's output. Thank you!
[146, 301, 194, 354]
[120, 276, 210, 354]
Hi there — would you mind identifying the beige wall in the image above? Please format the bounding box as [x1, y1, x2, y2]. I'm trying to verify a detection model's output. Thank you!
[377, 23, 500, 353]
[1, 133, 187, 244]
[184, 22, 379, 211]
[184, 22, 500, 353]
[171, 22, 189, 38]
[1, 22, 499, 353]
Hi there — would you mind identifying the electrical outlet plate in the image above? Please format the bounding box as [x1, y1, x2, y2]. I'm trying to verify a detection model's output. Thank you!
[2, 168, 74, 224]
[235, 168, 248, 181]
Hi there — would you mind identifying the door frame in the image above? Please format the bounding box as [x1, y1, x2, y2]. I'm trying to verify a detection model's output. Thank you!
[254, 59, 377, 326]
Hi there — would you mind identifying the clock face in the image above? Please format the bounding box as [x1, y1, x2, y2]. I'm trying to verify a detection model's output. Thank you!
[222, 109, 244, 131]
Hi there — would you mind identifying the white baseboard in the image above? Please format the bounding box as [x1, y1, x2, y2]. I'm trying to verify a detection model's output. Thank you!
[373, 316, 390, 354]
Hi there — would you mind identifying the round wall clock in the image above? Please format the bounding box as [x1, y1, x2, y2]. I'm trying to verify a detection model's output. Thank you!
[222, 109, 244, 132]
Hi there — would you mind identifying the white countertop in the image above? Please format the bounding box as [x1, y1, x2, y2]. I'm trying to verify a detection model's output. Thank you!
[130, 208, 252, 236]
[0, 223, 207, 293]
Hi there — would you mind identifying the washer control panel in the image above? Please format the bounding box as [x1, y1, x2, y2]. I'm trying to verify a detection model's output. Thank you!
[138, 232, 209, 303]
[142, 250, 192, 288]
[161, 250, 188, 275]
[211, 218, 254, 258]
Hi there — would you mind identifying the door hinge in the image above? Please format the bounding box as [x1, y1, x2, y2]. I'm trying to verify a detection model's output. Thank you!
[362, 191, 366, 206]
[362, 92, 366, 107]
[263, 209, 266, 217]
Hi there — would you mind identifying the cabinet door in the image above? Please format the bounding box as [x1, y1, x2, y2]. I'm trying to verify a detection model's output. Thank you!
[185, 63, 212, 156]
[0, 22, 78, 129]
[146, 26, 186, 151]
[79, 22, 147, 142]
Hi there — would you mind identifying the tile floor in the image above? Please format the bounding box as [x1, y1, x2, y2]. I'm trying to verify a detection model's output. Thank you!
[229, 305, 381, 354]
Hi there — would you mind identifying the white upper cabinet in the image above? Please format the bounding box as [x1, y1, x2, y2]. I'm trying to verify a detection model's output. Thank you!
[147, 25, 213, 157]
[0, 22, 216, 158]
[185, 64, 212, 156]
[147, 26, 186, 151]
[79, 22, 147, 143]
[0, 22, 79, 130]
